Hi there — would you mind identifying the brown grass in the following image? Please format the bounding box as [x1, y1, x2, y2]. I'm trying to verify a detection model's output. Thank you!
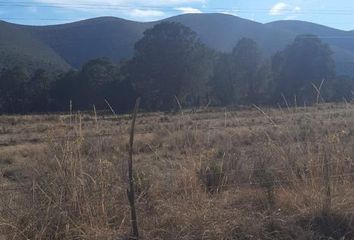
[1, 103, 354, 239]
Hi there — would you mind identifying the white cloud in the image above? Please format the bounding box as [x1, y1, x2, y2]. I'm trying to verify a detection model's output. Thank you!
[269, 2, 301, 16]
[35, 0, 116, 6]
[35, 0, 205, 7]
[175, 7, 202, 14]
[33, 0, 206, 19]
[129, 9, 165, 18]
[269, 2, 287, 15]
[144, 0, 206, 6]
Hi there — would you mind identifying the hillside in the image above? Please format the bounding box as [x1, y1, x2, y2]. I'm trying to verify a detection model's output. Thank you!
[165, 14, 295, 55]
[19, 14, 295, 68]
[1, 14, 354, 75]
[24, 17, 154, 68]
[0, 21, 70, 72]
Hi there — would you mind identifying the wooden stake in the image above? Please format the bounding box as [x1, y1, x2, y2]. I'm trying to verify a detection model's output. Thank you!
[127, 98, 140, 240]
[323, 152, 331, 214]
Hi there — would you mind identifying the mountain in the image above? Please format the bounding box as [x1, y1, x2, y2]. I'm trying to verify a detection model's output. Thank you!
[1, 14, 354, 75]
[16, 14, 296, 68]
[165, 14, 295, 55]
[23, 17, 154, 68]
[0, 21, 70, 72]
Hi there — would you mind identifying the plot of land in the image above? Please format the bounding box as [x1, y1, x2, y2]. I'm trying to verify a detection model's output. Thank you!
[1, 103, 354, 239]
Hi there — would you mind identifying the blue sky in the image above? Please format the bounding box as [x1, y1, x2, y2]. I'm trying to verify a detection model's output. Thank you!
[0, 0, 354, 30]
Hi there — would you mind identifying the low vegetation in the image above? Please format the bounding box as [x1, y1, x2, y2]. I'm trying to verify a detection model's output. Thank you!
[1, 103, 354, 239]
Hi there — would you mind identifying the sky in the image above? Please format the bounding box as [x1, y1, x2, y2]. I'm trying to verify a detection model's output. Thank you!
[0, 0, 354, 30]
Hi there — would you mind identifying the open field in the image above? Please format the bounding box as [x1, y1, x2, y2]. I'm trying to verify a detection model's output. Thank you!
[1, 103, 354, 239]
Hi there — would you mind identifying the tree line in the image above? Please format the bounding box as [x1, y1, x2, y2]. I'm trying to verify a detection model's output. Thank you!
[0, 22, 353, 114]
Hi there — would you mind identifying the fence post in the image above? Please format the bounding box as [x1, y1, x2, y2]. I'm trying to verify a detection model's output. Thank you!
[127, 98, 140, 240]
[323, 152, 331, 214]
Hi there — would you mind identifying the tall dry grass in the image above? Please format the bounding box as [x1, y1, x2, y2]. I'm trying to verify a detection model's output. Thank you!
[1, 103, 354, 239]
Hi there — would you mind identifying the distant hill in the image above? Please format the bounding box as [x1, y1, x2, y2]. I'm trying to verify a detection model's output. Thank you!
[23, 17, 154, 68]
[1, 14, 354, 75]
[0, 21, 70, 72]
[166, 14, 295, 55]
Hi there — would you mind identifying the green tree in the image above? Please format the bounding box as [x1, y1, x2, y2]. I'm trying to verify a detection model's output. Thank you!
[211, 53, 237, 105]
[329, 75, 354, 102]
[50, 70, 79, 111]
[212, 38, 272, 105]
[232, 38, 272, 104]
[76, 58, 118, 109]
[272, 34, 335, 105]
[0, 66, 29, 113]
[125, 22, 213, 111]
[26, 69, 51, 112]
[50, 58, 135, 113]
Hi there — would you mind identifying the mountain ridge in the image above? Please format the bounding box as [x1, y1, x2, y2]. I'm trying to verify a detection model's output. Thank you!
[1, 13, 354, 75]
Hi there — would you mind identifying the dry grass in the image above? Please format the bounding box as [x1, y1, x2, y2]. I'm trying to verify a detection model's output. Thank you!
[1, 103, 354, 239]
